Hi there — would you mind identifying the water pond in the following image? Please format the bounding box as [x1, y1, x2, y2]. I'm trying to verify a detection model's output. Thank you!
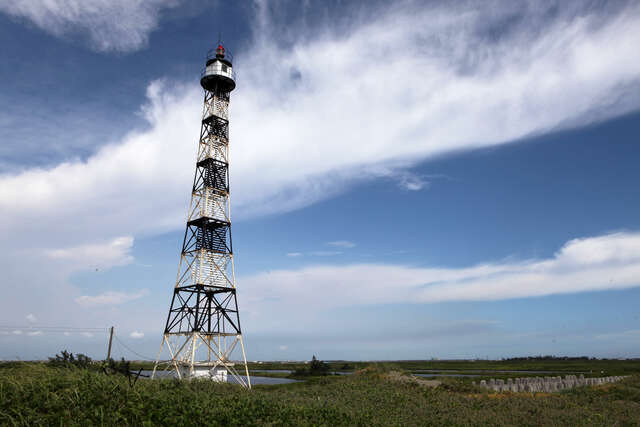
[251, 369, 353, 376]
[413, 369, 588, 374]
[252, 369, 491, 378]
[413, 373, 482, 378]
[139, 370, 300, 385]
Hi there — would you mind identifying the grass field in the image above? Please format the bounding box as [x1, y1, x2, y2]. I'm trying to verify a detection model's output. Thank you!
[131, 356, 640, 377]
[247, 357, 640, 377]
[1, 360, 640, 425]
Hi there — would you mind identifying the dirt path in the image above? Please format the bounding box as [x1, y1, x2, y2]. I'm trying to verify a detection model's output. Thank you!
[385, 370, 441, 388]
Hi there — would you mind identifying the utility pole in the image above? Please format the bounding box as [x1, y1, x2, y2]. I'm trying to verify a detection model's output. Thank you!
[107, 326, 114, 360]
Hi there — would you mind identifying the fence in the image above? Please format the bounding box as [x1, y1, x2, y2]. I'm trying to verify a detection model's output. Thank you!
[473, 374, 627, 392]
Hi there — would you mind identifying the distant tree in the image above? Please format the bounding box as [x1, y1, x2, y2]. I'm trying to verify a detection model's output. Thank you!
[106, 357, 131, 376]
[309, 355, 330, 375]
[48, 350, 92, 368]
[293, 355, 330, 376]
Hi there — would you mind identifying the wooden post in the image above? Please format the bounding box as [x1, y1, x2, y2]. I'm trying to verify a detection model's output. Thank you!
[107, 326, 114, 360]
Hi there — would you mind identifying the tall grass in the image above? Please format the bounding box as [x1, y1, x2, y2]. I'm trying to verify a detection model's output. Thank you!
[1, 362, 639, 425]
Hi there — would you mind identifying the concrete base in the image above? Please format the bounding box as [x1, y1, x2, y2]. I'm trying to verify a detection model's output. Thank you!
[181, 366, 228, 382]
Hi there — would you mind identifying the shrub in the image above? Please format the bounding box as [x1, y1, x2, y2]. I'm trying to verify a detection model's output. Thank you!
[294, 355, 330, 376]
[47, 350, 92, 369]
[105, 357, 131, 376]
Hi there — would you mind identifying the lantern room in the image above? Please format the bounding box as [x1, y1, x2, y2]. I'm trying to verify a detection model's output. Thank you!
[200, 44, 236, 92]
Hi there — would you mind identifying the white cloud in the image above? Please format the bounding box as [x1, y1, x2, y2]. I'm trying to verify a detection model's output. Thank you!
[279, 345, 288, 351]
[327, 241, 356, 249]
[1, 2, 639, 242]
[75, 289, 149, 307]
[0, 0, 179, 52]
[1, 2, 640, 354]
[27, 331, 43, 336]
[81, 332, 94, 338]
[402, 181, 426, 191]
[399, 174, 429, 191]
[25, 314, 37, 324]
[241, 231, 640, 324]
[286, 252, 303, 257]
[0, 81, 197, 242]
[45, 236, 134, 272]
[130, 331, 144, 339]
[12, 330, 22, 335]
[373, 168, 434, 191]
[309, 251, 342, 257]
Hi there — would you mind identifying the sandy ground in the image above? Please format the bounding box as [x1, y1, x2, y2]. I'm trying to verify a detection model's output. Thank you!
[385, 371, 441, 388]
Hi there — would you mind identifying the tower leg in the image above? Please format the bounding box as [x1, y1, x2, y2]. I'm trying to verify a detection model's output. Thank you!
[151, 334, 166, 379]
[190, 334, 197, 376]
[152, 332, 249, 387]
[240, 335, 251, 389]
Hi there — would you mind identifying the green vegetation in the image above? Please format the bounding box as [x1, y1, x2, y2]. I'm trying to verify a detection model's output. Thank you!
[1, 360, 640, 425]
[125, 355, 640, 381]
[249, 356, 640, 379]
[396, 357, 640, 376]
[47, 350, 92, 369]
[292, 355, 330, 376]
[47, 349, 137, 378]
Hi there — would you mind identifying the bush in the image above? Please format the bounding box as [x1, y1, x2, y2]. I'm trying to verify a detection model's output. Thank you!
[1, 364, 640, 425]
[356, 363, 403, 376]
[47, 351, 132, 379]
[47, 350, 92, 369]
[105, 357, 131, 376]
[294, 355, 330, 376]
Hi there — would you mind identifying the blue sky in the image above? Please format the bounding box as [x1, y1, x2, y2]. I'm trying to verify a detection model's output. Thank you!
[1, 0, 640, 361]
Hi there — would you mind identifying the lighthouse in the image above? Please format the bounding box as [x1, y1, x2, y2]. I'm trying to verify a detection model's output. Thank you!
[152, 44, 250, 388]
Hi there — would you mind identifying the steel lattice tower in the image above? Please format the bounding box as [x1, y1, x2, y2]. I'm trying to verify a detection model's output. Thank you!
[152, 44, 250, 387]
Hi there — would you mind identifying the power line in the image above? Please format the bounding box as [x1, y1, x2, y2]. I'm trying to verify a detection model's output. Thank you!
[112, 334, 155, 361]
[1, 325, 155, 362]
[0, 325, 108, 332]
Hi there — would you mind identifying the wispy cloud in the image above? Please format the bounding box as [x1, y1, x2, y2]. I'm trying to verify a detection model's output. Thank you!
[309, 251, 342, 257]
[242, 231, 640, 319]
[44, 236, 134, 272]
[130, 331, 144, 339]
[74, 289, 149, 307]
[1, 1, 640, 350]
[288, 244, 353, 256]
[2, 2, 640, 240]
[392, 171, 452, 192]
[399, 176, 428, 191]
[286, 252, 303, 257]
[373, 168, 435, 191]
[327, 241, 356, 248]
[0, 0, 180, 52]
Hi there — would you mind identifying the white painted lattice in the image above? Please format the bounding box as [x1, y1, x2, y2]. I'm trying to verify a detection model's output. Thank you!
[202, 189, 228, 222]
[203, 93, 229, 120]
[191, 250, 232, 287]
[198, 138, 228, 164]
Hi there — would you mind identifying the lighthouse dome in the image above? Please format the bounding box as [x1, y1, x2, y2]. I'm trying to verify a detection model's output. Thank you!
[200, 44, 236, 92]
